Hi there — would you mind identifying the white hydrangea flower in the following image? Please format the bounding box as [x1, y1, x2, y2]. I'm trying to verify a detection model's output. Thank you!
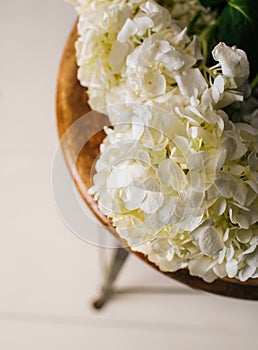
[69, 0, 257, 282]
[90, 102, 258, 283]
[72, 0, 148, 110]
[121, 30, 199, 103]
[71, 0, 210, 111]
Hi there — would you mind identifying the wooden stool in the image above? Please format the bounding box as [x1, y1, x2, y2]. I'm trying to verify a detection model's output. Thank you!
[56, 23, 258, 306]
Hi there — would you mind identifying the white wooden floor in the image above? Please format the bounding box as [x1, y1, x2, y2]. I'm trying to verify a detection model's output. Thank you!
[0, 1, 258, 349]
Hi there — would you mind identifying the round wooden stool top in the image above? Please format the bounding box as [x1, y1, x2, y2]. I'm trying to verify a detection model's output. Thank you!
[56, 22, 258, 300]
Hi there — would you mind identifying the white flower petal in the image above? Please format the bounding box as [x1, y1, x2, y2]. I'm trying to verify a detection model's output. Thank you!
[210, 197, 227, 216]
[229, 202, 258, 229]
[175, 68, 208, 97]
[226, 245, 234, 261]
[191, 220, 224, 257]
[247, 248, 258, 268]
[239, 264, 256, 282]
[223, 227, 230, 241]
[215, 173, 240, 201]
[146, 197, 178, 228]
[144, 70, 166, 95]
[126, 46, 142, 68]
[214, 75, 225, 93]
[109, 40, 132, 74]
[123, 184, 146, 211]
[186, 36, 203, 60]
[117, 18, 137, 42]
[237, 229, 253, 244]
[187, 152, 206, 171]
[216, 90, 243, 109]
[218, 247, 226, 264]
[157, 255, 188, 273]
[151, 237, 171, 254]
[107, 163, 146, 188]
[174, 208, 204, 231]
[172, 136, 191, 157]
[134, 15, 153, 36]
[226, 259, 238, 278]
[189, 256, 217, 282]
[213, 263, 227, 279]
[171, 28, 190, 46]
[140, 0, 171, 32]
[140, 191, 164, 214]
[158, 159, 186, 191]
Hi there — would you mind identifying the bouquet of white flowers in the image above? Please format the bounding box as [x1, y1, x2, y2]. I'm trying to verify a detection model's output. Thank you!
[68, 0, 258, 282]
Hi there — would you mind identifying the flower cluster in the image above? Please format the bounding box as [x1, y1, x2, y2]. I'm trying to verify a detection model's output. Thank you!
[69, 0, 258, 282]
[71, 0, 216, 110]
[157, 0, 216, 31]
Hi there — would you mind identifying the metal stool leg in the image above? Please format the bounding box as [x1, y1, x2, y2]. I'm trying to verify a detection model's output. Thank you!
[92, 246, 129, 309]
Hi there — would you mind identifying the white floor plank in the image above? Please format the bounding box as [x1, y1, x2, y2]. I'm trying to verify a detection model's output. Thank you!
[0, 319, 257, 350]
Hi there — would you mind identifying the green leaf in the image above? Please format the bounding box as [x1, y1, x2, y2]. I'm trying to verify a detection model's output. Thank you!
[217, 0, 258, 79]
[199, 0, 226, 7]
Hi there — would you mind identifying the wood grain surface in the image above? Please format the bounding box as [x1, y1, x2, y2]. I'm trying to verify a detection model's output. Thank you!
[56, 22, 258, 300]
